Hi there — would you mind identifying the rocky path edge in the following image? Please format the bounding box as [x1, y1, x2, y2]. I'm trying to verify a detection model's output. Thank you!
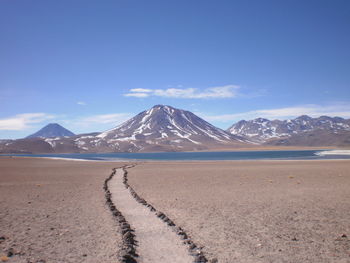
[103, 164, 209, 263]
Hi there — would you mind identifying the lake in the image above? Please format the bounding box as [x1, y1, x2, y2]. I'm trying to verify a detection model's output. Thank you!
[5, 149, 350, 161]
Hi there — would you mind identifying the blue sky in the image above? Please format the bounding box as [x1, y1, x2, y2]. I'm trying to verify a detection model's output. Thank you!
[1, 0, 350, 139]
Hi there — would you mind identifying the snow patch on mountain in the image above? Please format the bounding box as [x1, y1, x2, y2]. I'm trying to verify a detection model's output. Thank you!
[72, 105, 245, 152]
[228, 115, 350, 143]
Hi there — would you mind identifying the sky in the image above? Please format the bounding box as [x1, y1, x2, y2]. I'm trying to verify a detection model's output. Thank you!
[1, 0, 350, 139]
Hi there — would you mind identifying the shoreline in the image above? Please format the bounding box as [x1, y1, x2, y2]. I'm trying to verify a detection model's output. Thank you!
[0, 153, 350, 163]
[0, 145, 346, 158]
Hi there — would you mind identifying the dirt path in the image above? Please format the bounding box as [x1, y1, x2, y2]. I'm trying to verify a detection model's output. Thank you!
[127, 160, 350, 263]
[109, 168, 193, 263]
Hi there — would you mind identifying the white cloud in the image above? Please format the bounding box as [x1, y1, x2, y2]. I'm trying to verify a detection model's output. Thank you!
[124, 85, 240, 99]
[0, 113, 55, 130]
[77, 113, 132, 126]
[199, 103, 350, 123]
[124, 92, 150, 98]
[77, 101, 87, 106]
[129, 88, 152, 93]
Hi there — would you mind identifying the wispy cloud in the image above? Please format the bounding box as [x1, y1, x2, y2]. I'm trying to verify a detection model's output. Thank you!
[124, 85, 240, 99]
[130, 88, 152, 93]
[77, 101, 87, 106]
[76, 113, 132, 126]
[124, 92, 150, 98]
[0, 113, 54, 130]
[199, 103, 350, 123]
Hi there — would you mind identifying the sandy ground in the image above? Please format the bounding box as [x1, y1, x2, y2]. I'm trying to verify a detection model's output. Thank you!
[0, 157, 126, 263]
[127, 160, 350, 263]
[1, 157, 350, 263]
[110, 168, 192, 263]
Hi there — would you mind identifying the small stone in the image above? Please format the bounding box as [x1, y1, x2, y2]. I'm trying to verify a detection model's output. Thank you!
[0, 256, 9, 262]
[341, 234, 347, 238]
[122, 254, 137, 263]
[189, 243, 197, 250]
[123, 231, 134, 239]
[7, 248, 14, 257]
[194, 254, 208, 262]
[82, 254, 87, 257]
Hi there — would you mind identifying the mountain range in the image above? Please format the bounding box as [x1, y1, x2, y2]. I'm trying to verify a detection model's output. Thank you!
[1, 105, 349, 153]
[227, 115, 350, 146]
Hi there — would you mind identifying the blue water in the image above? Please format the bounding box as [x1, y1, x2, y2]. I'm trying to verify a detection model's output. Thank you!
[4, 150, 350, 161]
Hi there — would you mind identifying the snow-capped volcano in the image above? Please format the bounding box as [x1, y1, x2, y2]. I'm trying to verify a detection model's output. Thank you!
[83, 105, 244, 152]
[99, 105, 234, 142]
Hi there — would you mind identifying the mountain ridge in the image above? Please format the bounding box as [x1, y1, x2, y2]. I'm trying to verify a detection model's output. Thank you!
[1, 107, 350, 154]
[227, 115, 350, 146]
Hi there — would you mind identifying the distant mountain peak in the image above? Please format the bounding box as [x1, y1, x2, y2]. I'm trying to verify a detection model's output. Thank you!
[295, 115, 312, 120]
[79, 104, 246, 152]
[152, 104, 171, 108]
[26, 123, 75, 139]
[98, 105, 232, 140]
[253, 117, 270, 123]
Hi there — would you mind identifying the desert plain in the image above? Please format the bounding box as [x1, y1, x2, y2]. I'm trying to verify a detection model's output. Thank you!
[0, 157, 125, 263]
[1, 157, 350, 263]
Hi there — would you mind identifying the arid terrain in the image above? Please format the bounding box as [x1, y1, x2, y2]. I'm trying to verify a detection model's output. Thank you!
[1, 157, 350, 263]
[128, 160, 350, 263]
[0, 157, 125, 263]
